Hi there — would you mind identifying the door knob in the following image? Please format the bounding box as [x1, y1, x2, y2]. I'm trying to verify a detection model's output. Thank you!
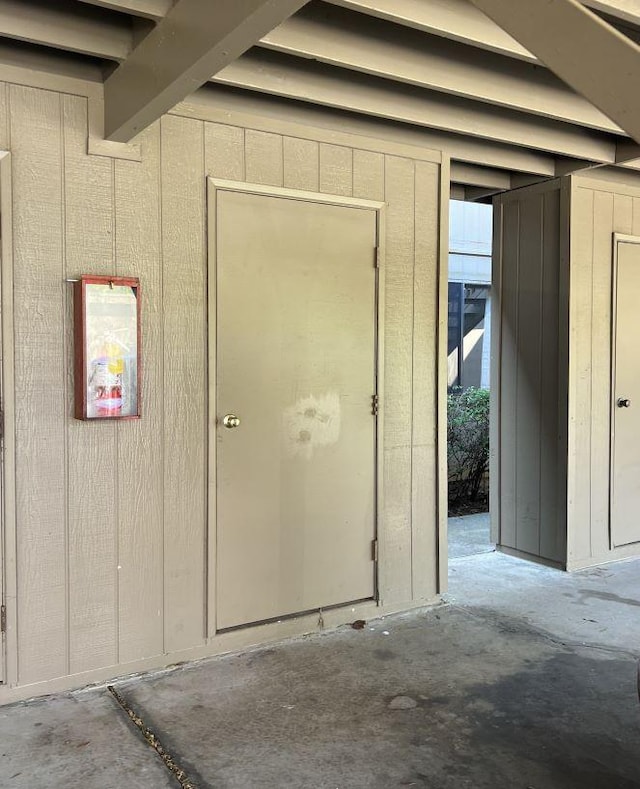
[222, 414, 241, 428]
[617, 398, 632, 409]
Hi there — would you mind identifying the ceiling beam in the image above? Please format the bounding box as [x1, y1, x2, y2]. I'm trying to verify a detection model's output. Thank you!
[465, 185, 502, 201]
[0, 0, 133, 61]
[615, 139, 640, 164]
[104, 0, 309, 142]
[469, 0, 640, 143]
[450, 162, 512, 190]
[583, 0, 640, 26]
[325, 0, 537, 62]
[262, 3, 618, 132]
[78, 0, 174, 20]
[214, 50, 616, 161]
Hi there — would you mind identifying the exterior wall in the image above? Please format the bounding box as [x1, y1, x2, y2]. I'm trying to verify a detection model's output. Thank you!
[566, 168, 640, 569]
[0, 79, 445, 701]
[491, 181, 568, 566]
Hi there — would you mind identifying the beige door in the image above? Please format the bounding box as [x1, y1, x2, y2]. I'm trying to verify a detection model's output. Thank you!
[611, 238, 640, 547]
[214, 188, 379, 631]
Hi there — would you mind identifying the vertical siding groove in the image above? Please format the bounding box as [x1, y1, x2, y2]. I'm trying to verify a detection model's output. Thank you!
[112, 157, 119, 666]
[409, 164, 416, 601]
[60, 95, 70, 678]
[537, 198, 545, 557]
[158, 121, 166, 654]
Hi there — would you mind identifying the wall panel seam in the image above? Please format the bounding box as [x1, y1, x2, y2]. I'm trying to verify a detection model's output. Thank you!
[410, 162, 416, 601]
[201, 121, 208, 641]
[159, 119, 166, 654]
[112, 155, 120, 665]
[537, 197, 545, 557]
[60, 92, 71, 679]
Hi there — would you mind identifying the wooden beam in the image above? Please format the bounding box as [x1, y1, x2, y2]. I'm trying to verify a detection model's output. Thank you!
[584, 0, 640, 26]
[325, 0, 537, 62]
[450, 162, 511, 189]
[465, 185, 502, 201]
[469, 0, 640, 143]
[104, 0, 309, 142]
[262, 3, 618, 132]
[328, 0, 640, 50]
[616, 139, 640, 164]
[180, 83, 557, 175]
[214, 50, 616, 161]
[0, 0, 132, 61]
[78, 0, 173, 20]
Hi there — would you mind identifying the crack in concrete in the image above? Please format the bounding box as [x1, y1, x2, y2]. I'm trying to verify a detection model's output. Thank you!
[107, 685, 200, 789]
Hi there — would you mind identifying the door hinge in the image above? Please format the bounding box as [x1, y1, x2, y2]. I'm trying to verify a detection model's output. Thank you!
[371, 394, 379, 416]
[371, 539, 379, 562]
[0, 605, 6, 634]
[374, 243, 380, 269]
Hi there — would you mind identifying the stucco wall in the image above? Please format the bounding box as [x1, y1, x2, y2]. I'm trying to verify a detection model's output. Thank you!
[0, 81, 445, 701]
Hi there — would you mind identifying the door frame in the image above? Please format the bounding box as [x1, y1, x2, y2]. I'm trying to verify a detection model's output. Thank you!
[206, 178, 386, 637]
[609, 232, 640, 549]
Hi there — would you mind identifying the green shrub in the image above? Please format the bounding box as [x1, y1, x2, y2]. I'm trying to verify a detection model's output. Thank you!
[447, 386, 490, 506]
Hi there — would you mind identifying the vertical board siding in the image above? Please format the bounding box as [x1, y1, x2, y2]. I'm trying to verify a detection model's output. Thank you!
[2, 90, 443, 690]
[411, 161, 439, 601]
[283, 137, 319, 191]
[497, 185, 565, 563]
[11, 85, 67, 683]
[115, 122, 164, 663]
[353, 150, 384, 201]
[319, 143, 353, 196]
[567, 175, 640, 566]
[589, 191, 614, 560]
[539, 189, 562, 561]
[567, 187, 594, 563]
[515, 196, 543, 557]
[381, 155, 414, 604]
[161, 115, 207, 653]
[204, 123, 244, 181]
[633, 197, 640, 236]
[245, 129, 283, 186]
[63, 95, 118, 674]
[499, 201, 519, 549]
[0, 82, 9, 149]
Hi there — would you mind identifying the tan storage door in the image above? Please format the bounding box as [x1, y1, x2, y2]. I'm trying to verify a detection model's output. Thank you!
[612, 239, 640, 547]
[215, 190, 378, 630]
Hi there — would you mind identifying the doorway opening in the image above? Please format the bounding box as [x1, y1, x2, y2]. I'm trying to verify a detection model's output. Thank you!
[446, 199, 494, 561]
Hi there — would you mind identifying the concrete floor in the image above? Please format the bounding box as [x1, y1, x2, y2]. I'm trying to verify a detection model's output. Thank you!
[448, 511, 494, 558]
[2, 551, 640, 788]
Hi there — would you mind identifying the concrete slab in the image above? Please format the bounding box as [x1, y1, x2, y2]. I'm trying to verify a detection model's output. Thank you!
[0, 691, 173, 788]
[448, 550, 640, 654]
[448, 512, 494, 558]
[2, 551, 640, 788]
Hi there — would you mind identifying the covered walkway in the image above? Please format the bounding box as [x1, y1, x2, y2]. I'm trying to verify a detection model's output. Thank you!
[3, 551, 639, 789]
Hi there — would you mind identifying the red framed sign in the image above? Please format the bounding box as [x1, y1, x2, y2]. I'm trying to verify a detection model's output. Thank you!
[74, 275, 141, 420]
